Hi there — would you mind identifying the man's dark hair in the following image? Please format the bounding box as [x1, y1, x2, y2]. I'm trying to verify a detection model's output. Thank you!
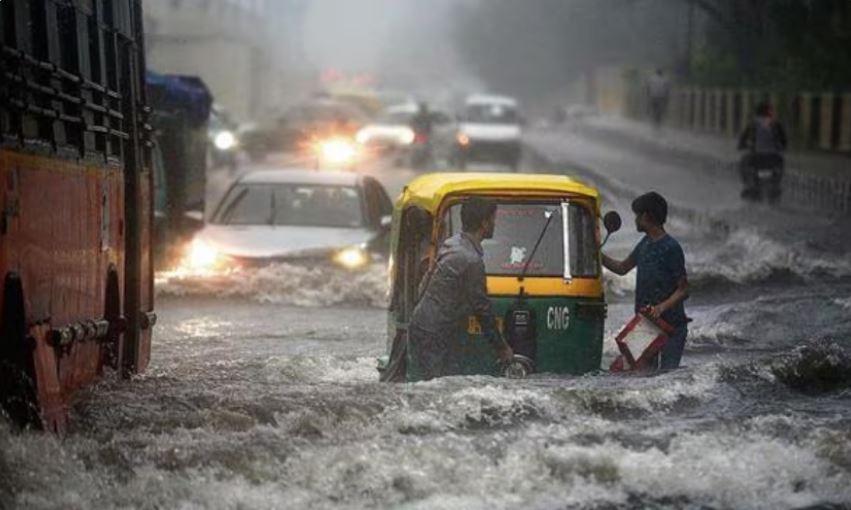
[461, 197, 497, 232]
[632, 192, 668, 226]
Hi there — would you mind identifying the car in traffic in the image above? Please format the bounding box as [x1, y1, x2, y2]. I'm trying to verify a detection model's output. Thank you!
[452, 94, 524, 171]
[355, 103, 418, 151]
[180, 168, 394, 274]
[356, 102, 454, 168]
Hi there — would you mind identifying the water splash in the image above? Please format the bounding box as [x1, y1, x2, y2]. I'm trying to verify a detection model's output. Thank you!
[156, 262, 389, 308]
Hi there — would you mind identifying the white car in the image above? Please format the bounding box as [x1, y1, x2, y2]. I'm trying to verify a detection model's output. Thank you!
[182, 168, 393, 273]
[453, 94, 523, 170]
[355, 103, 418, 149]
[356, 103, 454, 166]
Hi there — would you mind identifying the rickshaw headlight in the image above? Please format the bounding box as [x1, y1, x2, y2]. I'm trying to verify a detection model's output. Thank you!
[334, 246, 369, 270]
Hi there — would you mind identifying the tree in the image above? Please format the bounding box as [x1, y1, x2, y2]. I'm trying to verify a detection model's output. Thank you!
[688, 0, 851, 89]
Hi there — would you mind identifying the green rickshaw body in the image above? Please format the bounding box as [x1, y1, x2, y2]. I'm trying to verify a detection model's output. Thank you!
[381, 172, 608, 383]
[451, 296, 606, 377]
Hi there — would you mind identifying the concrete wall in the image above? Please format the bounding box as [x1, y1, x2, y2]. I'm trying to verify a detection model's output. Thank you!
[142, 0, 282, 122]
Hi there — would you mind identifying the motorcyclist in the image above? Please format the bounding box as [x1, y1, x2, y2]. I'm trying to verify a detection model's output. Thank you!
[408, 102, 434, 168]
[410, 101, 434, 139]
[737, 101, 788, 201]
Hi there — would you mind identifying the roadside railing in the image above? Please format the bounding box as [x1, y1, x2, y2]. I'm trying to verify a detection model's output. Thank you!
[627, 87, 851, 154]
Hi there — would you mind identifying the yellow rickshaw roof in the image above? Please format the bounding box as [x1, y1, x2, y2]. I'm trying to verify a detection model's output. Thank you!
[397, 172, 600, 214]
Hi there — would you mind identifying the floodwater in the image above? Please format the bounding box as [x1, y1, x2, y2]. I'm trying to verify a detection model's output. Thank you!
[2, 135, 851, 510]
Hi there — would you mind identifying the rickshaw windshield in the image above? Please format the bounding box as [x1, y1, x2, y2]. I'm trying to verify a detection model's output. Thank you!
[444, 201, 598, 278]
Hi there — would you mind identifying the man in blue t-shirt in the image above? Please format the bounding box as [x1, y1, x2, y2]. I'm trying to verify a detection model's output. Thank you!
[602, 192, 690, 369]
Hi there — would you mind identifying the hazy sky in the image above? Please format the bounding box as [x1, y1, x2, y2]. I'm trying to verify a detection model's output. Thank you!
[302, 0, 411, 73]
[298, 0, 479, 99]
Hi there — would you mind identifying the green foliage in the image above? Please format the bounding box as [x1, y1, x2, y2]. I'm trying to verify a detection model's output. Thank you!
[690, 0, 851, 90]
[689, 45, 739, 87]
[451, 0, 850, 98]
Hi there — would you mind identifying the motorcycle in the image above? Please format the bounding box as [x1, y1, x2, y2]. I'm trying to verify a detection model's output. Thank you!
[409, 132, 432, 170]
[739, 152, 783, 203]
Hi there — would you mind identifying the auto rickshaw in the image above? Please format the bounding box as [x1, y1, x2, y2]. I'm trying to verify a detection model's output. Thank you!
[379, 172, 621, 382]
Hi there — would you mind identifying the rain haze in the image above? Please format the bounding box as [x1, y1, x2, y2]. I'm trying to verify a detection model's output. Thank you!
[1, 1, 851, 509]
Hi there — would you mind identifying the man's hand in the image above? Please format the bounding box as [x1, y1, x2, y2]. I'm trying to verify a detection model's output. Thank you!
[495, 339, 514, 363]
[647, 303, 668, 320]
[648, 276, 688, 320]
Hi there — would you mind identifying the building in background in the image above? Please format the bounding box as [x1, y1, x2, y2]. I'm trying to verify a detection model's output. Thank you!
[143, 0, 309, 122]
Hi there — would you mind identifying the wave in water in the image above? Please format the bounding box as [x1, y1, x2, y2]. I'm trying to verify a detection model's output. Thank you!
[156, 262, 389, 308]
[688, 227, 851, 287]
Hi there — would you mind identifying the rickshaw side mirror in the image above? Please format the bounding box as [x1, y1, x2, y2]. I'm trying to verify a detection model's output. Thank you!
[603, 211, 622, 234]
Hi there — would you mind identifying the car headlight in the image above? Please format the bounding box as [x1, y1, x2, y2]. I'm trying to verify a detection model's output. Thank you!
[400, 128, 415, 145]
[214, 130, 237, 151]
[182, 239, 234, 274]
[334, 246, 369, 270]
[318, 138, 357, 165]
[355, 129, 371, 145]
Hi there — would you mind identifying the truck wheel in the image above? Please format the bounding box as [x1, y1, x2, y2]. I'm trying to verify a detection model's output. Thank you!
[102, 267, 122, 370]
[0, 273, 40, 428]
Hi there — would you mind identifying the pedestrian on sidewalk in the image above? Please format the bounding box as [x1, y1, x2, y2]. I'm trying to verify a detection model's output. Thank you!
[737, 101, 787, 201]
[602, 192, 690, 370]
[646, 69, 671, 132]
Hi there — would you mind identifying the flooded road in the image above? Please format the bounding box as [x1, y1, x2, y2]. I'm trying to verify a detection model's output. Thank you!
[2, 140, 851, 510]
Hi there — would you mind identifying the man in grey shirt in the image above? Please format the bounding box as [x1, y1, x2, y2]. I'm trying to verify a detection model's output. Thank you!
[409, 197, 514, 380]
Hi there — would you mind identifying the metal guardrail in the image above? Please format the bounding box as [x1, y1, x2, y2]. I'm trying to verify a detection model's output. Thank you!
[627, 86, 851, 154]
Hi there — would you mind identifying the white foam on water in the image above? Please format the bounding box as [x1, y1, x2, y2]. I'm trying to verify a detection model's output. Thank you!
[4, 359, 851, 510]
[688, 227, 851, 285]
[434, 383, 557, 426]
[687, 304, 748, 348]
[617, 432, 851, 509]
[262, 355, 379, 385]
[603, 268, 636, 298]
[156, 262, 389, 308]
[575, 362, 724, 414]
[266, 415, 851, 510]
[834, 296, 851, 312]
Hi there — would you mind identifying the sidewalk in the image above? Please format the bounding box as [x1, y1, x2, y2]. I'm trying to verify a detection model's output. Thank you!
[578, 116, 851, 216]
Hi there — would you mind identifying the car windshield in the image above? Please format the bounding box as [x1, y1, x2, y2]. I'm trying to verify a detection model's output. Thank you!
[445, 202, 597, 277]
[464, 103, 519, 124]
[214, 183, 363, 228]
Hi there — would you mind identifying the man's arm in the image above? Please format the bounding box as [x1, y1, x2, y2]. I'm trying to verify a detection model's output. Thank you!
[602, 253, 636, 276]
[466, 259, 513, 362]
[648, 275, 689, 319]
